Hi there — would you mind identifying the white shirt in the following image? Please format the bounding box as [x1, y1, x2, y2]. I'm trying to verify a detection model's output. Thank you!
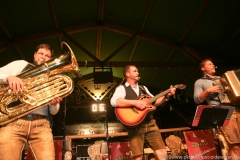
[0, 60, 60, 115]
[0, 60, 28, 83]
[110, 82, 153, 107]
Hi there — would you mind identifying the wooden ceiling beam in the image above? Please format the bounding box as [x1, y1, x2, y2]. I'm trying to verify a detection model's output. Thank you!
[62, 23, 99, 34]
[49, 0, 62, 49]
[78, 61, 238, 68]
[97, 0, 105, 22]
[148, 49, 175, 85]
[0, 23, 98, 52]
[149, 0, 210, 85]
[0, 30, 62, 52]
[0, 21, 204, 59]
[181, 67, 199, 84]
[166, 0, 211, 88]
[0, 18, 26, 59]
[49, 0, 59, 29]
[129, 39, 139, 61]
[140, 0, 154, 32]
[96, 28, 102, 59]
[178, 0, 211, 44]
[0, 19, 12, 39]
[96, 0, 105, 59]
[103, 23, 186, 52]
[181, 44, 203, 61]
[81, 61, 198, 68]
[0, 60, 237, 68]
[62, 31, 101, 63]
[129, 0, 154, 62]
[176, 0, 211, 62]
[103, 32, 138, 63]
[215, 27, 240, 54]
[14, 47, 26, 60]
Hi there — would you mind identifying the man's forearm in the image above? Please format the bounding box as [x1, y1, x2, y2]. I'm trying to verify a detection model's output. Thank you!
[116, 98, 137, 108]
[154, 97, 167, 107]
[198, 90, 209, 102]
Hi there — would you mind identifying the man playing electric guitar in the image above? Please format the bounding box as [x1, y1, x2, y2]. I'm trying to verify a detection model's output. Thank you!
[110, 65, 176, 160]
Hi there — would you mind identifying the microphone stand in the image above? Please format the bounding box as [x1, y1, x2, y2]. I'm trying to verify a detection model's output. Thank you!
[104, 110, 110, 160]
[61, 98, 67, 160]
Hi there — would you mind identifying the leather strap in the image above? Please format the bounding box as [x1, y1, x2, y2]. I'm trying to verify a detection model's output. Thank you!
[21, 114, 47, 121]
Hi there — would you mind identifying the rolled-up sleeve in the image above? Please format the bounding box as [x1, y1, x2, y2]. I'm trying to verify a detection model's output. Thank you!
[110, 85, 126, 107]
[0, 60, 28, 83]
[49, 103, 60, 115]
[193, 80, 204, 104]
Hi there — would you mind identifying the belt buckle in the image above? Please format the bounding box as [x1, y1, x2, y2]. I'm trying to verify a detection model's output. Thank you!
[26, 114, 33, 120]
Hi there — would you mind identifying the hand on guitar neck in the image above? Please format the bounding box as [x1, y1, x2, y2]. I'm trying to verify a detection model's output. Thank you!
[133, 85, 177, 110]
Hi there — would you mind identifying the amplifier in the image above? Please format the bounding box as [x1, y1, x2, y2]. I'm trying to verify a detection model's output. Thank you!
[76, 145, 91, 159]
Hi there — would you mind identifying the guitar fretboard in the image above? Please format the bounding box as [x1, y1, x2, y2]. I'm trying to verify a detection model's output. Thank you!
[149, 89, 170, 103]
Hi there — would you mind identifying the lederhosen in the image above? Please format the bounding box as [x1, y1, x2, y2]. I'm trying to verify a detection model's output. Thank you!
[123, 84, 165, 156]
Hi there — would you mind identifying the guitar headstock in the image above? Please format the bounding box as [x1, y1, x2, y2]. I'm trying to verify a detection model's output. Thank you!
[173, 84, 186, 90]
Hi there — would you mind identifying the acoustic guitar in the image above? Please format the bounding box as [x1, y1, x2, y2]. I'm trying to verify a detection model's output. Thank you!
[114, 84, 186, 128]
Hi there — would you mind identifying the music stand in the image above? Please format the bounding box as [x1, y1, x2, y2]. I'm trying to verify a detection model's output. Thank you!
[196, 108, 229, 157]
[197, 108, 229, 129]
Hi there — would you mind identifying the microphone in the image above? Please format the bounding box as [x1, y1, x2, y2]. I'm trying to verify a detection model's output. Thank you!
[38, 58, 44, 64]
[215, 66, 218, 69]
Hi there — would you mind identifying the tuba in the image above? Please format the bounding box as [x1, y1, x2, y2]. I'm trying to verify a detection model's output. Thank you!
[0, 42, 81, 125]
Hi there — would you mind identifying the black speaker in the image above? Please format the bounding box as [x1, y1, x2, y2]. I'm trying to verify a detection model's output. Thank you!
[93, 67, 113, 84]
[76, 145, 90, 158]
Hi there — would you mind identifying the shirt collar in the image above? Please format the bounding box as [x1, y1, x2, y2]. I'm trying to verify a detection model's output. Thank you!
[125, 82, 138, 88]
[202, 74, 220, 80]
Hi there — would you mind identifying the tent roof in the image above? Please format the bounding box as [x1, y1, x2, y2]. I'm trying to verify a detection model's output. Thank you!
[1, 0, 240, 97]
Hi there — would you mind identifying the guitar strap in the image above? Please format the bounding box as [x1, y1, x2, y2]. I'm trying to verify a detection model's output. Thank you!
[139, 85, 156, 105]
[138, 85, 147, 95]
[138, 85, 154, 122]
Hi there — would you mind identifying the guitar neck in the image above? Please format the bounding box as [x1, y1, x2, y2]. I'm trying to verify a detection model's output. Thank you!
[149, 89, 170, 103]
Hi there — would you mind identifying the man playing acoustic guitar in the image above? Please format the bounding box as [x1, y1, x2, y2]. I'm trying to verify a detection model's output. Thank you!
[110, 65, 176, 160]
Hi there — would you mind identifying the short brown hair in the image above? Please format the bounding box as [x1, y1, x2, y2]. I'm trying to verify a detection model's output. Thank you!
[199, 58, 212, 69]
[123, 65, 136, 78]
[35, 44, 54, 57]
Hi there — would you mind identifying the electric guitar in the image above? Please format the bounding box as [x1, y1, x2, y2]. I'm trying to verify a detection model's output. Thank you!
[114, 84, 186, 128]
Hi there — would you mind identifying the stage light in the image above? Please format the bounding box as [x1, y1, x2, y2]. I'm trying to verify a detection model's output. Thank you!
[94, 67, 113, 84]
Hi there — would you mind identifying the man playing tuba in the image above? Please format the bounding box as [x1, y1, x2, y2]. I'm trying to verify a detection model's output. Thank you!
[0, 44, 62, 160]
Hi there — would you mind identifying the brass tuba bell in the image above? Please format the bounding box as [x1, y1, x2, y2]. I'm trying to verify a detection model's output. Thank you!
[0, 42, 80, 125]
